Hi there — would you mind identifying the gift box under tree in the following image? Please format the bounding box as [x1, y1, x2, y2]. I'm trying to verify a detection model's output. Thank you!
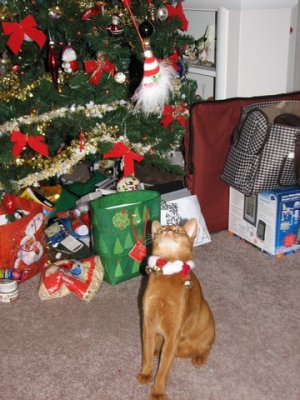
[91, 190, 160, 285]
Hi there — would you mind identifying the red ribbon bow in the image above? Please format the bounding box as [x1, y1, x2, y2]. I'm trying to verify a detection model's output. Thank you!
[43, 258, 96, 300]
[103, 142, 144, 176]
[84, 54, 115, 85]
[161, 103, 188, 129]
[1, 15, 46, 55]
[167, 51, 181, 72]
[166, 1, 189, 31]
[10, 130, 49, 158]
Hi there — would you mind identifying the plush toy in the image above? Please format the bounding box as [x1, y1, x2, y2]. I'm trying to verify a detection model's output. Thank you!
[61, 45, 79, 73]
[116, 175, 140, 192]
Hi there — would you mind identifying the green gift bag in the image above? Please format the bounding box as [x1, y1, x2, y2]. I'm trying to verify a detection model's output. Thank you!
[91, 190, 161, 285]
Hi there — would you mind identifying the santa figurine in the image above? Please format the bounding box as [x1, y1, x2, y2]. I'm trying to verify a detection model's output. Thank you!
[61, 45, 79, 73]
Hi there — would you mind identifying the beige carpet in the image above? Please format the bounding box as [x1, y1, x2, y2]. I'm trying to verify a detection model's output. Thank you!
[1, 231, 300, 400]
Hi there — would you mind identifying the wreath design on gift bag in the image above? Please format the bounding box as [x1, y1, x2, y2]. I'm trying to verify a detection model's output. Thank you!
[112, 210, 130, 230]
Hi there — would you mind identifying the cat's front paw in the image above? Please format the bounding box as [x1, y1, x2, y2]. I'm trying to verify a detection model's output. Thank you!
[136, 373, 152, 385]
[150, 392, 165, 400]
[192, 354, 207, 367]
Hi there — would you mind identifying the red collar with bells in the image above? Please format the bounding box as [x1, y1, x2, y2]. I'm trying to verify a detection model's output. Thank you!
[147, 256, 195, 288]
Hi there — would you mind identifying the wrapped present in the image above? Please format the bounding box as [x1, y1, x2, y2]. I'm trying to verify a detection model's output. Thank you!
[38, 256, 104, 301]
[0, 195, 47, 282]
[91, 190, 160, 285]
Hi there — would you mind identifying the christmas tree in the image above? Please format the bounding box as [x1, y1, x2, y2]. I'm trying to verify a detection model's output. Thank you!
[0, 0, 198, 193]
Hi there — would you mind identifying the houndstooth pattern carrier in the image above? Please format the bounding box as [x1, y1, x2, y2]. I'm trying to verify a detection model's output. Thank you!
[221, 101, 300, 195]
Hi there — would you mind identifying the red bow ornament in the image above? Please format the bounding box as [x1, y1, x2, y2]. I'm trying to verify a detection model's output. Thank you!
[10, 130, 49, 158]
[167, 51, 181, 72]
[161, 103, 188, 129]
[166, 1, 189, 31]
[84, 54, 115, 85]
[1, 15, 47, 55]
[103, 142, 144, 176]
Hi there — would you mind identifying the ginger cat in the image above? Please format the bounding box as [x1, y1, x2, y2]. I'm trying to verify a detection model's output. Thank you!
[137, 218, 215, 400]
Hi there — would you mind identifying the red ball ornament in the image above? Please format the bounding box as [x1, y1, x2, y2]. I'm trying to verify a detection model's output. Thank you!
[81, 1, 104, 20]
[12, 64, 19, 72]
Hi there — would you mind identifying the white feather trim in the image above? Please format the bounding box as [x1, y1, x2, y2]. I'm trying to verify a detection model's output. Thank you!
[132, 61, 176, 116]
[148, 256, 195, 276]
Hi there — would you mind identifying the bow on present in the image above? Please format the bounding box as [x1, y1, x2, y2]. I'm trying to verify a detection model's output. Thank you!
[166, 1, 189, 31]
[10, 130, 49, 158]
[84, 54, 115, 85]
[1, 15, 47, 55]
[42, 259, 96, 300]
[103, 142, 144, 176]
[161, 104, 188, 128]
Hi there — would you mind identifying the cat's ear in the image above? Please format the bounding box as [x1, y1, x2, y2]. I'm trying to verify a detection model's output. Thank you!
[183, 218, 198, 240]
[151, 220, 161, 238]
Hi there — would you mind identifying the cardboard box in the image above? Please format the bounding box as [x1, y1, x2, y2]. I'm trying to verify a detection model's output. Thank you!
[228, 187, 300, 256]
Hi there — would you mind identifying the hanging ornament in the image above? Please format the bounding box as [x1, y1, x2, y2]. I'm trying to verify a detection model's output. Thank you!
[81, 1, 105, 20]
[61, 45, 79, 73]
[79, 131, 85, 152]
[0, 51, 10, 76]
[147, 0, 156, 22]
[138, 19, 154, 39]
[106, 14, 124, 36]
[121, 0, 175, 115]
[47, 38, 59, 89]
[114, 71, 126, 84]
[132, 49, 176, 115]
[157, 6, 168, 21]
[48, 6, 62, 19]
[116, 175, 140, 192]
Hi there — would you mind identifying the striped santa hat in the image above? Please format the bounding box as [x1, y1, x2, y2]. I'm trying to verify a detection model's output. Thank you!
[132, 48, 176, 115]
[142, 49, 161, 87]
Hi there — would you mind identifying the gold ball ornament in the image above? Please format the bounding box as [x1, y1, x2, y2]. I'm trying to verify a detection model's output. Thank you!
[49, 6, 62, 18]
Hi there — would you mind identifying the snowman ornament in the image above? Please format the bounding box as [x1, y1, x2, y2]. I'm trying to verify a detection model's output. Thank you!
[61, 46, 79, 73]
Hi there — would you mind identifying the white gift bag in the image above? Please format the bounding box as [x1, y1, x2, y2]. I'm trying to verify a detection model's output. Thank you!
[161, 193, 211, 247]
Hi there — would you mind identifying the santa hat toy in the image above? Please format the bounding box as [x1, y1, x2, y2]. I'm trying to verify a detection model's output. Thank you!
[132, 49, 176, 115]
[61, 46, 79, 73]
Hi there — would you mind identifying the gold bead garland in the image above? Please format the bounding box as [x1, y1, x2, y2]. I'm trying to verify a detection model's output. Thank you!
[0, 74, 53, 102]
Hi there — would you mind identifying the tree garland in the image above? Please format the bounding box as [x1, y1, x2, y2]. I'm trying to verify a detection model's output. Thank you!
[0, 100, 155, 190]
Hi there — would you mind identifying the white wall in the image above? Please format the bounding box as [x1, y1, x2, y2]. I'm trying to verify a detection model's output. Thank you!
[294, 4, 300, 90]
[183, 0, 300, 99]
[237, 8, 291, 96]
